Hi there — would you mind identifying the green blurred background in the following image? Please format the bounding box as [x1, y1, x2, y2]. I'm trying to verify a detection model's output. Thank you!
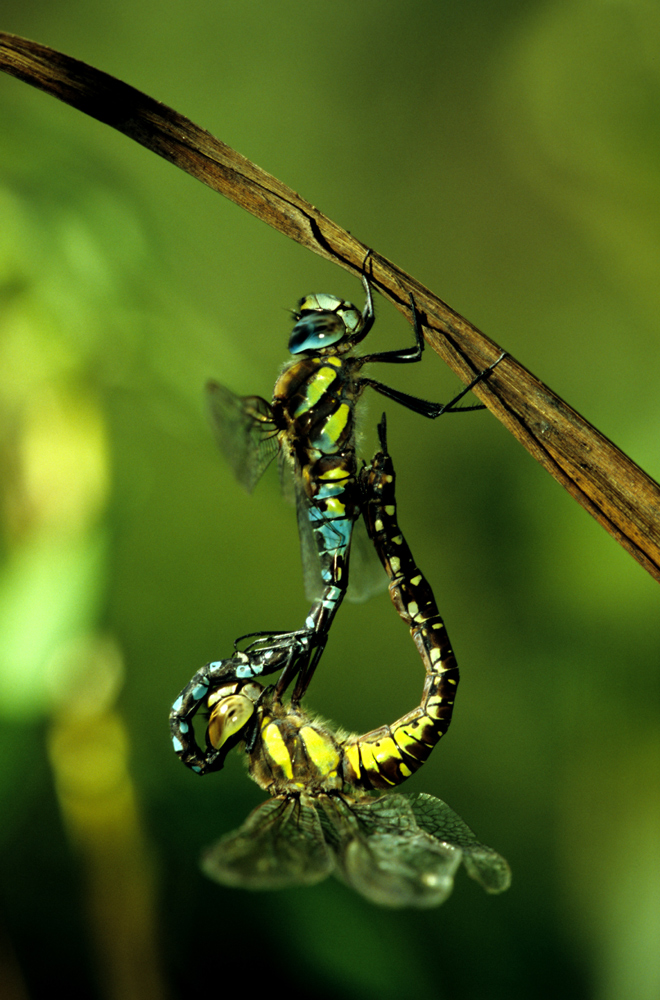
[1, 2, 659, 998]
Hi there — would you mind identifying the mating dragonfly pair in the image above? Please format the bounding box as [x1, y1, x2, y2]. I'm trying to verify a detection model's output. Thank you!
[170, 274, 510, 906]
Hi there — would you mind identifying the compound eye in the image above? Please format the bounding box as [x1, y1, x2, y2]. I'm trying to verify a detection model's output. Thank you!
[289, 313, 346, 354]
[207, 694, 255, 749]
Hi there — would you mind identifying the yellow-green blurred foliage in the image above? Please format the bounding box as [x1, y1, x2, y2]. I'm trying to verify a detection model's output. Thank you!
[0, 3, 658, 999]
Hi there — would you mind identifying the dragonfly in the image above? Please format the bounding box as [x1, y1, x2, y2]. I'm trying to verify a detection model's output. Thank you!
[170, 416, 511, 907]
[207, 270, 498, 702]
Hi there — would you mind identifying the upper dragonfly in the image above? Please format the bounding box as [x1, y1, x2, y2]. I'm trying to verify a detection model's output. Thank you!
[208, 272, 494, 702]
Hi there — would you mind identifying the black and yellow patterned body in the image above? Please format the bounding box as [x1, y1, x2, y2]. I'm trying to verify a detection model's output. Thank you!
[343, 437, 459, 788]
[170, 420, 510, 906]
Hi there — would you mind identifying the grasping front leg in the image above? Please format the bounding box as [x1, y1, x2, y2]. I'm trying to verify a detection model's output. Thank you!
[356, 290, 506, 418]
[169, 641, 301, 774]
[341, 415, 460, 790]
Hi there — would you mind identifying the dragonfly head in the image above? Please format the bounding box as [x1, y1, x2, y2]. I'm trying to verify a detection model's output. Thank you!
[206, 680, 263, 751]
[289, 293, 365, 354]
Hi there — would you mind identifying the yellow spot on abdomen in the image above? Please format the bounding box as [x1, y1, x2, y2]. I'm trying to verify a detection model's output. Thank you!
[343, 744, 361, 780]
[318, 466, 351, 481]
[324, 496, 346, 516]
[356, 739, 397, 784]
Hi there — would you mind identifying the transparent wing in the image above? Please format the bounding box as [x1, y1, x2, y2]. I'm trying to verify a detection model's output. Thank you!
[409, 792, 512, 894]
[207, 380, 280, 493]
[277, 443, 298, 507]
[318, 794, 462, 909]
[295, 477, 327, 603]
[345, 513, 389, 604]
[200, 795, 333, 890]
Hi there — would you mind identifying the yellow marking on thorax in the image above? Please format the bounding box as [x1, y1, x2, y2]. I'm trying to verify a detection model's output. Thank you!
[262, 722, 294, 780]
[299, 726, 341, 776]
[322, 402, 351, 444]
[293, 364, 340, 417]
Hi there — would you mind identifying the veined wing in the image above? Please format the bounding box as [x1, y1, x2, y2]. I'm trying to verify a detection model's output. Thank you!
[318, 793, 462, 909]
[200, 795, 333, 890]
[295, 476, 330, 603]
[207, 381, 279, 493]
[345, 513, 389, 604]
[409, 792, 512, 894]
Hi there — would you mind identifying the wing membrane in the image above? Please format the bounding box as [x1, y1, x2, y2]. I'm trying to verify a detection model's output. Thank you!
[409, 792, 512, 894]
[295, 475, 326, 603]
[344, 513, 389, 604]
[319, 794, 462, 908]
[201, 796, 333, 890]
[207, 381, 279, 493]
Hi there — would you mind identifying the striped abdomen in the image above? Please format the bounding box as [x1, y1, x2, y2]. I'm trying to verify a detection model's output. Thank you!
[341, 437, 459, 790]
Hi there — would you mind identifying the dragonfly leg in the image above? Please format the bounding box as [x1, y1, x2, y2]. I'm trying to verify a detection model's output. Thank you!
[356, 290, 425, 366]
[234, 579, 345, 703]
[170, 636, 311, 773]
[357, 349, 506, 418]
[356, 285, 505, 416]
[287, 636, 328, 706]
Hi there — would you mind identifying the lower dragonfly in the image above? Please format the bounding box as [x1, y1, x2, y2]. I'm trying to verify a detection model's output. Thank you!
[170, 416, 510, 907]
[208, 267, 502, 702]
